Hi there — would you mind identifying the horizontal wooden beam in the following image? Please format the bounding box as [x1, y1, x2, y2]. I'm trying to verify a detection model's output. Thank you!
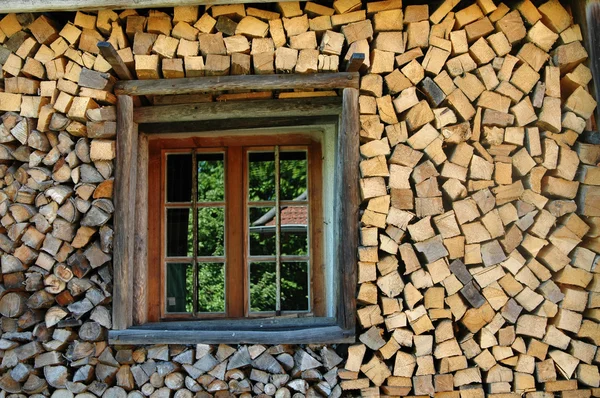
[109, 325, 354, 344]
[1, 0, 299, 13]
[134, 97, 342, 124]
[115, 73, 360, 96]
[141, 115, 339, 134]
[131, 316, 339, 330]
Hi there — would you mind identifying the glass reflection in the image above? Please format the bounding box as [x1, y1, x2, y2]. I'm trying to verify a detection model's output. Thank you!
[166, 208, 193, 257]
[248, 152, 275, 202]
[166, 263, 193, 313]
[167, 154, 192, 203]
[250, 262, 276, 312]
[249, 207, 276, 256]
[197, 262, 225, 312]
[280, 151, 307, 200]
[197, 153, 224, 202]
[197, 207, 225, 257]
[280, 205, 308, 256]
[281, 261, 308, 311]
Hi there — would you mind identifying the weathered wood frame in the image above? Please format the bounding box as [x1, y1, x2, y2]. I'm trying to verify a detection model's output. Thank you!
[109, 73, 360, 344]
[2, 0, 301, 13]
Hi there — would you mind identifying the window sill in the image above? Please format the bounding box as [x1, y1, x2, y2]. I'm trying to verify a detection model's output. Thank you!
[108, 317, 355, 345]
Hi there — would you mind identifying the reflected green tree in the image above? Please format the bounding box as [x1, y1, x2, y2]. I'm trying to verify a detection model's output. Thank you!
[250, 262, 277, 312]
[248, 152, 309, 312]
[198, 263, 225, 312]
[280, 153, 307, 200]
[197, 157, 226, 312]
[174, 151, 310, 314]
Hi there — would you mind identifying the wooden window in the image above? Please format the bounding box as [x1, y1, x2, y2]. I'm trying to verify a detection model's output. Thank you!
[108, 73, 359, 344]
[149, 138, 324, 320]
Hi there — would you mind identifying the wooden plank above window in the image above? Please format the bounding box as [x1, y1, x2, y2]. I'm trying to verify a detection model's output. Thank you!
[1, 0, 301, 13]
[115, 72, 360, 96]
[133, 97, 343, 123]
[140, 115, 340, 134]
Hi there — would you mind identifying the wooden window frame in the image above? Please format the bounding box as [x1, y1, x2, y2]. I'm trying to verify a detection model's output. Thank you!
[150, 137, 324, 320]
[108, 73, 360, 344]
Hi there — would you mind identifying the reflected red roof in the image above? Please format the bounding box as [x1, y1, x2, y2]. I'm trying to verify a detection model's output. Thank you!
[266, 206, 308, 226]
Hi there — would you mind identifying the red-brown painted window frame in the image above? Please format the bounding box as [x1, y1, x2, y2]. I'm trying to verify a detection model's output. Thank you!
[147, 135, 324, 322]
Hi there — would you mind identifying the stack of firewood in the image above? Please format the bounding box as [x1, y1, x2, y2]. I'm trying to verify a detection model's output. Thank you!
[353, 0, 600, 395]
[0, 6, 120, 396]
[0, 0, 598, 396]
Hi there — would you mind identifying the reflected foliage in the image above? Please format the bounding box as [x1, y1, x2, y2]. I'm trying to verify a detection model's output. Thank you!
[280, 230, 308, 256]
[281, 262, 309, 311]
[166, 149, 311, 315]
[250, 262, 277, 312]
[248, 152, 275, 201]
[249, 261, 309, 312]
[280, 152, 307, 200]
[248, 152, 309, 312]
[197, 154, 225, 202]
[197, 207, 225, 257]
[198, 263, 225, 312]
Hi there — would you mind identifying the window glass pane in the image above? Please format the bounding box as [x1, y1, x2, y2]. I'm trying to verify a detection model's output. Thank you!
[166, 208, 193, 257]
[248, 207, 276, 256]
[250, 262, 276, 312]
[198, 262, 225, 313]
[248, 152, 275, 202]
[197, 153, 225, 202]
[281, 261, 309, 311]
[166, 263, 193, 313]
[280, 151, 307, 201]
[166, 154, 192, 203]
[280, 206, 308, 256]
[197, 207, 225, 257]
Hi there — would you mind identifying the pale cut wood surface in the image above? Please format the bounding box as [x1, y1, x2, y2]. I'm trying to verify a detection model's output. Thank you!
[577, 0, 600, 126]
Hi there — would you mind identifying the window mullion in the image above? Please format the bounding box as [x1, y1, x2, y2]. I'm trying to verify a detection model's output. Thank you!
[191, 151, 198, 316]
[275, 146, 281, 315]
[228, 146, 244, 318]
